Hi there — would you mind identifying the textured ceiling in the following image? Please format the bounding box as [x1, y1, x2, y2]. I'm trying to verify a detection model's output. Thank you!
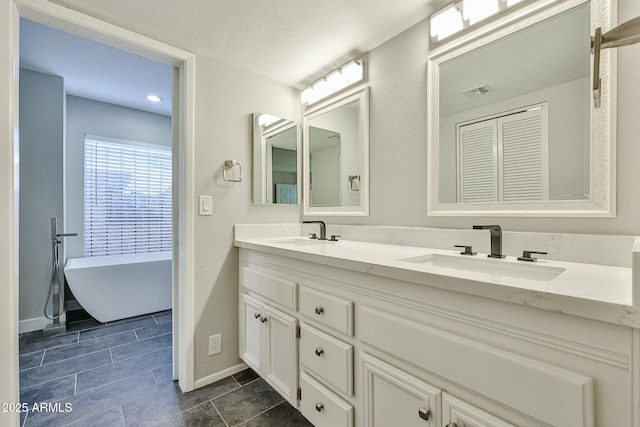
[47, 0, 447, 88]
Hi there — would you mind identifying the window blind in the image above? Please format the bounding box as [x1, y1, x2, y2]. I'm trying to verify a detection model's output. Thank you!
[84, 136, 172, 256]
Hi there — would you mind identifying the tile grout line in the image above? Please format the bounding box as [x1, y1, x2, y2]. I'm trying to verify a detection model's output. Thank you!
[235, 401, 284, 427]
[71, 351, 172, 395]
[21, 341, 171, 391]
[119, 405, 126, 427]
[211, 400, 230, 427]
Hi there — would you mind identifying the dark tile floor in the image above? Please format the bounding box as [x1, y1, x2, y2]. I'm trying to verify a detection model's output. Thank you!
[19, 311, 313, 427]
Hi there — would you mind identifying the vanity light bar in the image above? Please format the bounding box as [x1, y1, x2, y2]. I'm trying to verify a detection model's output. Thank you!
[431, 0, 526, 43]
[301, 59, 364, 106]
[258, 114, 281, 128]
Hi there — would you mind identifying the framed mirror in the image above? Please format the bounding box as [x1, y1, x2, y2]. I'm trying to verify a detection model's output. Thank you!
[252, 113, 300, 205]
[427, 0, 616, 217]
[303, 86, 369, 216]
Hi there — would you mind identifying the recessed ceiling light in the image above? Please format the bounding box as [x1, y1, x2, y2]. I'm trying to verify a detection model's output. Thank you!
[146, 94, 162, 102]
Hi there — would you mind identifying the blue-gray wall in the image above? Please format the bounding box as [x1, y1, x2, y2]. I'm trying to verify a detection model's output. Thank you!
[19, 68, 65, 323]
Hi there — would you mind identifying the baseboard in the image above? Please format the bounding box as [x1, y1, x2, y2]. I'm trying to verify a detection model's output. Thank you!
[194, 362, 248, 389]
[19, 317, 52, 334]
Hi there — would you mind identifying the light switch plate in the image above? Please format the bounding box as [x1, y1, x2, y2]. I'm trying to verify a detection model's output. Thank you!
[199, 195, 212, 216]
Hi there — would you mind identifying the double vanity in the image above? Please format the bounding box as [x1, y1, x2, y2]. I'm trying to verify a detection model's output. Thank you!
[235, 223, 640, 427]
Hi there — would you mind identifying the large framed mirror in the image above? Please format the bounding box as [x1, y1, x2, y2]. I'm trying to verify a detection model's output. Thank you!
[427, 0, 616, 217]
[303, 86, 369, 216]
[252, 113, 300, 205]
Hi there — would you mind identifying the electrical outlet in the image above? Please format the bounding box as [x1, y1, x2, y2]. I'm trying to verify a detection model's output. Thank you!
[209, 334, 221, 355]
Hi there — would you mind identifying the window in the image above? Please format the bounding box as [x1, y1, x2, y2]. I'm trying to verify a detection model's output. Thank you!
[84, 135, 172, 256]
[456, 104, 548, 203]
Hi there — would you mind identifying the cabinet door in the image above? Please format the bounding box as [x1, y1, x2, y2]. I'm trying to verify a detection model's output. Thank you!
[264, 305, 298, 405]
[442, 392, 516, 427]
[240, 293, 263, 373]
[362, 353, 441, 427]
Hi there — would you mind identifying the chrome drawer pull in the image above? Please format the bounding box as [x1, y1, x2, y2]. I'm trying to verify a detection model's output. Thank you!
[315, 347, 324, 356]
[315, 306, 324, 315]
[254, 313, 261, 319]
[315, 402, 324, 412]
[260, 316, 268, 323]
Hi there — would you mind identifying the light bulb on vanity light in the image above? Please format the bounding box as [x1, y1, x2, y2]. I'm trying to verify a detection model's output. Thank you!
[463, 0, 499, 25]
[430, 4, 464, 40]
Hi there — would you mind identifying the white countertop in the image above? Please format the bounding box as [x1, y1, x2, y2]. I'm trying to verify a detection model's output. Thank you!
[235, 236, 640, 328]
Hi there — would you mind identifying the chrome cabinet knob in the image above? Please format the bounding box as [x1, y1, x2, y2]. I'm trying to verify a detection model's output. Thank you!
[445, 423, 458, 427]
[260, 316, 268, 323]
[254, 312, 261, 319]
[315, 306, 324, 315]
[315, 347, 324, 356]
[315, 402, 324, 412]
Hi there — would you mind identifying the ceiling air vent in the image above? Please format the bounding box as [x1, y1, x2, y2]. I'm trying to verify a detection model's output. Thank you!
[461, 84, 494, 97]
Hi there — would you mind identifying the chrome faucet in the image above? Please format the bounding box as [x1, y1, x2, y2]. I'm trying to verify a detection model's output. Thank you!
[303, 221, 327, 240]
[473, 225, 505, 258]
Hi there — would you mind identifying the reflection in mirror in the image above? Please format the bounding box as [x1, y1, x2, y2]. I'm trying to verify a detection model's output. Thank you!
[440, 3, 589, 204]
[427, 0, 616, 217]
[303, 87, 369, 216]
[252, 113, 299, 205]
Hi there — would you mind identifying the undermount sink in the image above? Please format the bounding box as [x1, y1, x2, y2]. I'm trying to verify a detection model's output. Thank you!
[399, 253, 565, 282]
[269, 238, 331, 247]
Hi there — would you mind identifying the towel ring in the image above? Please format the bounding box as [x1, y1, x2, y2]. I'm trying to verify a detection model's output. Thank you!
[223, 160, 242, 182]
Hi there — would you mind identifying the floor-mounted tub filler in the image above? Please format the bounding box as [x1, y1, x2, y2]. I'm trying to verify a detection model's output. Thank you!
[64, 251, 172, 323]
[44, 217, 77, 335]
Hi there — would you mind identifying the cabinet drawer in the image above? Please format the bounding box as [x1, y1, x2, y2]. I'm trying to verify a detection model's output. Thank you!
[300, 286, 353, 336]
[300, 323, 353, 396]
[241, 266, 297, 310]
[443, 392, 516, 427]
[300, 371, 353, 427]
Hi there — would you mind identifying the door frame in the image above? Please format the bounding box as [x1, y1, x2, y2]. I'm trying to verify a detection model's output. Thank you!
[2, 2, 196, 424]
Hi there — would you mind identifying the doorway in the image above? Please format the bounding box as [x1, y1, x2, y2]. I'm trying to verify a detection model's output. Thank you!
[5, 2, 196, 425]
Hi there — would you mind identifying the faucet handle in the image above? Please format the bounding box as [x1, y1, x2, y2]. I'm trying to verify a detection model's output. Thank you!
[308, 233, 318, 240]
[329, 235, 340, 242]
[518, 250, 547, 262]
[454, 245, 476, 256]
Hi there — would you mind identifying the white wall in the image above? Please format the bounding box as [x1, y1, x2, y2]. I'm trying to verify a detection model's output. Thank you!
[19, 69, 64, 323]
[64, 96, 172, 259]
[311, 146, 340, 206]
[191, 57, 300, 380]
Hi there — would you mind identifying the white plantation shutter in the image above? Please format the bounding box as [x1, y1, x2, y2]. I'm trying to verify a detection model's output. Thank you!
[498, 108, 548, 201]
[457, 120, 498, 203]
[84, 136, 172, 256]
[456, 104, 548, 203]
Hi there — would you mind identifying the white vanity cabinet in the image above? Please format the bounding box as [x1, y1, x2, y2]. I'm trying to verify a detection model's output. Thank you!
[239, 266, 299, 405]
[238, 248, 633, 427]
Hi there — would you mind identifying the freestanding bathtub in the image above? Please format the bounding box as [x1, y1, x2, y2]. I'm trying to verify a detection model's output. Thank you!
[64, 251, 172, 323]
